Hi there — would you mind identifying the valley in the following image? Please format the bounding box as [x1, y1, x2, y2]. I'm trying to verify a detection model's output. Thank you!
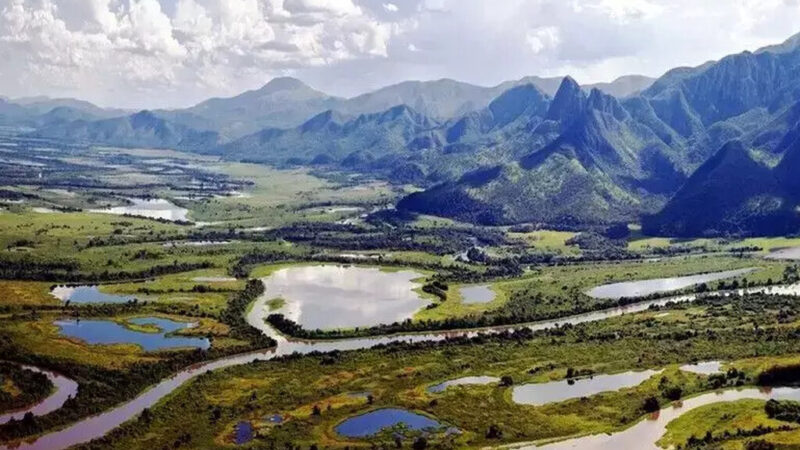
[3, 28, 800, 450]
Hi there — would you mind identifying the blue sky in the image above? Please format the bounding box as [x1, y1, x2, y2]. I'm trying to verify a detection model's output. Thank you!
[1, 0, 799, 109]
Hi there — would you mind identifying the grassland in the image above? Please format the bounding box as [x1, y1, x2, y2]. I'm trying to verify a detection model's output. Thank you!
[657, 399, 796, 448]
[90, 293, 800, 449]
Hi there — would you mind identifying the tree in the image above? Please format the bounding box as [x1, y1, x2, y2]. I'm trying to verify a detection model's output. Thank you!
[500, 375, 514, 387]
[412, 437, 427, 450]
[642, 396, 660, 412]
[486, 424, 503, 439]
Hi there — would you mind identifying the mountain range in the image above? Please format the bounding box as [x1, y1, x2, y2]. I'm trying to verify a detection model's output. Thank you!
[6, 32, 800, 236]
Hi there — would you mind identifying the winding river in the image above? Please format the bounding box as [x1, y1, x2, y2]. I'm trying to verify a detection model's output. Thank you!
[4, 279, 800, 449]
[0, 365, 78, 425]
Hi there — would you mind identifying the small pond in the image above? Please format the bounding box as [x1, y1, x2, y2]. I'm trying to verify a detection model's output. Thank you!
[459, 285, 496, 304]
[263, 265, 428, 330]
[54, 317, 210, 351]
[51, 285, 134, 304]
[679, 361, 723, 375]
[335, 408, 443, 438]
[586, 268, 756, 299]
[89, 198, 189, 222]
[428, 376, 500, 393]
[234, 421, 253, 444]
[512, 369, 662, 406]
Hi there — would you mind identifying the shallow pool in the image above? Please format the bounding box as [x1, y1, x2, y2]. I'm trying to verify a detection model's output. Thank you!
[335, 408, 443, 438]
[55, 317, 210, 351]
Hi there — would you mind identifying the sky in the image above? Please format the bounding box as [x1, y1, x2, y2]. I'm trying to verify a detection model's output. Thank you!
[1, 0, 799, 109]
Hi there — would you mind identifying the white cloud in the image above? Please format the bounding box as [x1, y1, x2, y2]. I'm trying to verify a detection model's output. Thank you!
[0, 0, 799, 107]
[526, 26, 560, 54]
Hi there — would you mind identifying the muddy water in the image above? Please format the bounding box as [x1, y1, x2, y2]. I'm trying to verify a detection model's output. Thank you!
[0, 365, 78, 425]
[7, 280, 800, 450]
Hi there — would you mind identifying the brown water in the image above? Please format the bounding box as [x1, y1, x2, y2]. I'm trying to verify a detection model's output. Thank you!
[520, 387, 800, 449]
[6, 280, 800, 450]
[0, 365, 78, 425]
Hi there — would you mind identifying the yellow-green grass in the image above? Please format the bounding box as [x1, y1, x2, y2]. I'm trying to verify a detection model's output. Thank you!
[0, 281, 59, 306]
[507, 230, 580, 255]
[0, 210, 184, 251]
[185, 163, 398, 226]
[1, 317, 160, 369]
[497, 255, 787, 300]
[103, 268, 244, 292]
[414, 283, 507, 321]
[657, 399, 797, 448]
[266, 298, 286, 311]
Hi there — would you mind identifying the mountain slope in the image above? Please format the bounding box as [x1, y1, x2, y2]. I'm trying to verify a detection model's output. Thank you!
[399, 78, 685, 225]
[643, 140, 798, 236]
[33, 110, 220, 151]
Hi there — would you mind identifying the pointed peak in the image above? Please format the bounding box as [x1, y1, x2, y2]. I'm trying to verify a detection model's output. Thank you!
[546, 76, 587, 122]
[556, 76, 581, 94]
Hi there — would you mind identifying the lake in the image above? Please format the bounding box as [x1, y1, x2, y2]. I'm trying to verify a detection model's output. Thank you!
[459, 285, 496, 304]
[17, 281, 800, 450]
[54, 317, 210, 351]
[512, 369, 662, 406]
[89, 198, 189, 222]
[586, 268, 756, 299]
[335, 408, 443, 438]
[51, 285, 134, 304]
[262, 265, 428, 330]
[428, 376, 500, 393]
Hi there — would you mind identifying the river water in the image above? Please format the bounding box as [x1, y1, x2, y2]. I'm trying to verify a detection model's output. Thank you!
[5, 279, 800, 449]
[0, 365, 78, 425]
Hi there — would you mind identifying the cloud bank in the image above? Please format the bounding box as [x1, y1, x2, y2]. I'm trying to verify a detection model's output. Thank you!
[0, 0, 798, 108]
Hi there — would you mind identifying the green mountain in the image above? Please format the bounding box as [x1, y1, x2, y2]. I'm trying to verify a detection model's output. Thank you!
[35, 110, 220, 152]
[400, 32, 800, 231]
[398, 78, 685, 225]
[643, 140, 800, 237]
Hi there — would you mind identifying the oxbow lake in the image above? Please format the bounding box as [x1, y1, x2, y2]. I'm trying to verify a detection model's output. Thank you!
[263, 265, 428, 330]
[586, 268, 756, 299]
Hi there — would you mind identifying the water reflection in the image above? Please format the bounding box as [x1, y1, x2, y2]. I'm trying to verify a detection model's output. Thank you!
[0, 365, 78, 424]
[679, 361, 723, 375]
[586, 268, 756, 299]
[55, 317, 210, 351]
[335, 408, 443, 438]
[264, 265, 428, 330]
[512, 370, 662, 406]
[531, 387, 800, 449]
[51, 285, 134, 304]
[12, 282, 800, 450]
[428, 376, 500, 393]
[89, 198, 189, 222]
